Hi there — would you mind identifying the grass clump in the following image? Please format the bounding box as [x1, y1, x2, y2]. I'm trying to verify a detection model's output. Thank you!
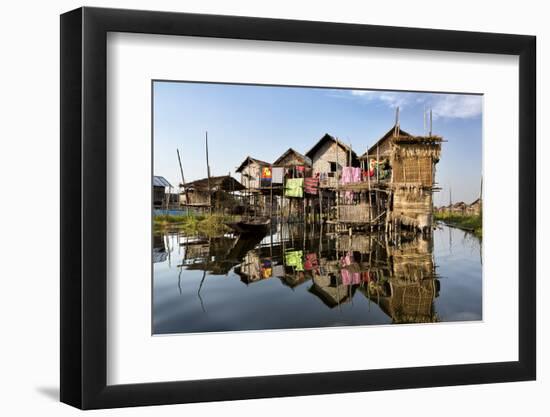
[154, 213, 232, 237]
[435, 212, 482, 238]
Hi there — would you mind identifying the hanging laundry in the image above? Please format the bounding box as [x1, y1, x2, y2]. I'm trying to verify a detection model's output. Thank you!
[272, 167, 284, 184]
[362, 271, 372, 283]
[340, 166, 353, 185]
[341, 269, 361, 285]
[261, 167, 272, 179]
[285, 178, 304, 198]
[340, 252, 352, 267]
[343, 191, 354, 204]
[340, 167, 362, 185]
[285, 250, 304, 271]
[260, 258, 273, 279]
[369, 158, 377, 173]
[304, 177, 319, 195]
[341, 268, 351, 285]
[304, 253, 319, 271]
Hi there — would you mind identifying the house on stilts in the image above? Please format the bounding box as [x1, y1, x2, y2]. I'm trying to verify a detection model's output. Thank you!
[331, 124, 442, 233]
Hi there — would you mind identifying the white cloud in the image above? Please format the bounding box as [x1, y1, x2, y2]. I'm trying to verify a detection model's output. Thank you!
[348, 90, 482, 120]
[430, 94, 482, 119]
[350, 90, 411, 109]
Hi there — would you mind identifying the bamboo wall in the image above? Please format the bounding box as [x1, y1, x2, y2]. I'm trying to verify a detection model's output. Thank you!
[392, 156, 433, 185]
[392, 187, 433, 230]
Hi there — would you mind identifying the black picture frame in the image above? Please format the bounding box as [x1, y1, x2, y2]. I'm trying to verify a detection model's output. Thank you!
[60, 6, 536, 410]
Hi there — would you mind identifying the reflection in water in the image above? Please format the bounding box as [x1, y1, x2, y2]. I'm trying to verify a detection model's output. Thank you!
[153, 223, 482, 334]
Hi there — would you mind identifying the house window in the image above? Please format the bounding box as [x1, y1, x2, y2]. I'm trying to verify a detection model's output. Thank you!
[329, 161, 337, 172]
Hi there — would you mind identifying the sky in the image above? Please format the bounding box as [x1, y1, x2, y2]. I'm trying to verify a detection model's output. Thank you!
[153, 81, 482, 206]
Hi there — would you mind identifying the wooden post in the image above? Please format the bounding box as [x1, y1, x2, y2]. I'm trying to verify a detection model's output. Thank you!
[336, 138, 340, 225]
[376, 145, 380, 183]
[270, 173, 273, 223]
[366, 148, 372, 232]
[176, 148, 189, 215]
[205, 131, 212, 214]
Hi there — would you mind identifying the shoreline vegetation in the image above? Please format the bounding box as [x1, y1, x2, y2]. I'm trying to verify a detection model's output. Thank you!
[434, 212, 482, 238]
[154, 213, 234, 237]
[155, 211, 482, 239]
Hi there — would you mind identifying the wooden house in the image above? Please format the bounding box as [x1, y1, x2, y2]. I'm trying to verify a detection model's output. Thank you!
[235, 156, 271, 190]
[449, 201, 467, 214]
[153, 176, 172, 208]
[273, 148, 312, 169]
[355, 125, 442, 232]
[305, 133, 358, 185]
[466, 198, 481, 215]
[181, 175, 244, 209]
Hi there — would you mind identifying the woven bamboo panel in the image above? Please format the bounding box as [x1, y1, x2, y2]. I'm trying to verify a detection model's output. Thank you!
[392, 156, 433, 185]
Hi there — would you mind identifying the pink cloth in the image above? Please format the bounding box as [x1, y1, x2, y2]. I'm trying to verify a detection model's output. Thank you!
[340, 168, 361, 203]
[340, 167, 362, 185]
[340, 253, 352, 267]
[341, 269, 361, 285]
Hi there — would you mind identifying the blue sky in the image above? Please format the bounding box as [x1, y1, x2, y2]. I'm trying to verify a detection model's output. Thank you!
[153, 81, 482, 206]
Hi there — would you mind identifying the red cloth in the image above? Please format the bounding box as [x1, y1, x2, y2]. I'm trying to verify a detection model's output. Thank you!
[304, 253, 318, 271]
[304, 177, 319, 194]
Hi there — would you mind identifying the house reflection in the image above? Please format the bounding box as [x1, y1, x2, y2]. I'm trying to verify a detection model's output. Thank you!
[153, 233, 168, 264]
[168, 224, 440, 324]
[231, 224, 440, 323]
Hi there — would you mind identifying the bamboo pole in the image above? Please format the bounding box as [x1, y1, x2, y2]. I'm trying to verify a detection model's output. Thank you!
[366, 148, 372, 232]
[336, 138, 340, 225]
[319, 189, 323, 224]
[376, 145, 380, 183]
[205, 131, 212, 214]
[270, 171, 273, 222]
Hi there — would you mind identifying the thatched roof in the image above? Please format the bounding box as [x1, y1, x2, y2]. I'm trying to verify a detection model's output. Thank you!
[273, 148, 312, 167]
[235, 156, 271, 173]
[184, 175, 245, 192]
[360, 125, 442, 160]
[305, 133, 357, 160]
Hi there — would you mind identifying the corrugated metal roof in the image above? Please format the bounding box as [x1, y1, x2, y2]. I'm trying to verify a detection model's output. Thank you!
[153, 176, 172, 188]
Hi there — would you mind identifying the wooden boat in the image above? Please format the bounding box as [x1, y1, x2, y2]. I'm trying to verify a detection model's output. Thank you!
[225, 217, 270, 235]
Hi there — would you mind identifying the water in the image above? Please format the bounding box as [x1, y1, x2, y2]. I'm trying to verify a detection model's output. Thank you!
[153, 224, 482, 334]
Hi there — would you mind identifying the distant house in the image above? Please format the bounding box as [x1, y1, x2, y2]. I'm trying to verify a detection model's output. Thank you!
[273, 148, 312, 168]
[466, 198, 482, 215]
[305, 133, 358, 177]
[450, 201, 467, 213]
[153, 176, 172, 208]
[181, 175, 244, 208]
[235, 156, 271, 190]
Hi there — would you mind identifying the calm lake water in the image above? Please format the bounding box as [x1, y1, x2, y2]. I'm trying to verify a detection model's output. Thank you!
[153, 223, 482, 334]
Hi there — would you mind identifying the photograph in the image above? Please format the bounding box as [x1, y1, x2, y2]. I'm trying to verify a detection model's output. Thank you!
[152, 81, 483, 335]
